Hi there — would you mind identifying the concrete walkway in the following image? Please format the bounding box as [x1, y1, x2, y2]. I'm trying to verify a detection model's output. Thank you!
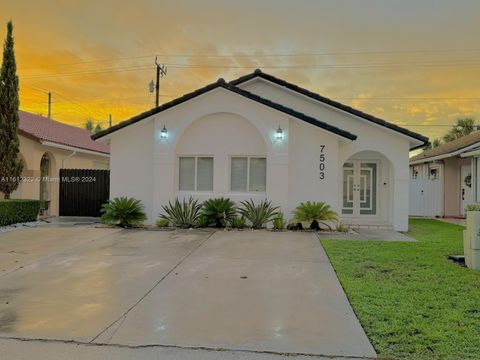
[0, 227, 376, 359]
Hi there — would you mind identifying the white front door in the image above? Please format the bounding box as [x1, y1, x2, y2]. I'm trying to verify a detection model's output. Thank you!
[460, 164, 472, 216]
[342, 161, 379, 217]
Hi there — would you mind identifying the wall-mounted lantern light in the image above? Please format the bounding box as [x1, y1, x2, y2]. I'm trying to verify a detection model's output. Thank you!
[276, 125, 284, 140]
[160, 125, 168, 139]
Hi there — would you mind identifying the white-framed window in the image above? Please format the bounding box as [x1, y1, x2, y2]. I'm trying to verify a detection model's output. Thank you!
[230, 157, 266, 192]
[179, 156, 213, 191]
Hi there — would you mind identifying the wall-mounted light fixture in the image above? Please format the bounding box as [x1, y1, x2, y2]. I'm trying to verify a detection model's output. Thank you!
[160, 125, 168, 139]
[276, 125, 284, 140]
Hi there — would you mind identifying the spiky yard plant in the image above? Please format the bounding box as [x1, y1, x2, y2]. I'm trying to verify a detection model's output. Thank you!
[230, 215, 246, 229]
[239, 199, 279, 229]
[272, 212, 287, 230]
[101, 197, 147, 228]
[292, 201, 338, 230]
[200, 197, 237, 228]
[159, 197, 203, 228]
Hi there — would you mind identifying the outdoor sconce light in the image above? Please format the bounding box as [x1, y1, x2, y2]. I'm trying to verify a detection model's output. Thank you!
[160, 125, 168, 139]
[276, 126, 284, 140]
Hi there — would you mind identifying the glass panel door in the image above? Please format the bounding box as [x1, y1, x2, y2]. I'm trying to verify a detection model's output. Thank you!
[359, 163, 377, 215]
[342, 161, 378, 216]
[342, 163, 354, 214]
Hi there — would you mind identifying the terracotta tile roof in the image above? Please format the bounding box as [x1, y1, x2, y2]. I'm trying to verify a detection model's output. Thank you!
[18, 110, 110, 155]
[410, 131, 480, 163]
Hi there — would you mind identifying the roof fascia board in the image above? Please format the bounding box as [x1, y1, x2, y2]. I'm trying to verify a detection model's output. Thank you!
[410, 142, 480, 164]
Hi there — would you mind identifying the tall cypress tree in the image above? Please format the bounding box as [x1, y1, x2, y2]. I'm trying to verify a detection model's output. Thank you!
[0, 21, 23, 199]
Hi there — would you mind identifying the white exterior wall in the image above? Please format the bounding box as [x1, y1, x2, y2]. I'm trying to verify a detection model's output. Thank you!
[242, 79, 412, 231]
[106, 81, 417, 231]
[287, 118, 340, 215]
[109, 121, 154, 220]
[151, 89, 291, 223]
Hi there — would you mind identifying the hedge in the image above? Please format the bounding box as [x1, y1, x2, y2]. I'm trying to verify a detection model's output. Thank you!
[0, 199, 41, 226]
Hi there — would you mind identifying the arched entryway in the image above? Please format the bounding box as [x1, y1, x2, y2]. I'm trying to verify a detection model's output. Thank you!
[39, 152, 53, 214]
[341, 150, 393, 226]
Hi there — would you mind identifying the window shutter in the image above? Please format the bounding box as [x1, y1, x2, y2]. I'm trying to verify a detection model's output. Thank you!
[179, 157, 195, 191]
[197, 157, 213, 191]
[231, 157, 248, 191]
[249, 158, 266, 192]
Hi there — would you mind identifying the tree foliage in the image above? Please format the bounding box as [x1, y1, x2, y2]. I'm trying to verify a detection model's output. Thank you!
[0, 21, 23, 199]
[426, 138, 442, 149]
[85, 119, 103, 134]
[443, 118, 477, 143]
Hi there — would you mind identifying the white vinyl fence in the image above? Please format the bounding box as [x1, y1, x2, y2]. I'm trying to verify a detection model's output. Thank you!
[409, 163, 443, 217]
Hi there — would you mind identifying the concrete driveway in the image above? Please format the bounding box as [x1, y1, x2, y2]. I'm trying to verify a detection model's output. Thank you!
[0, 226, 375, 359]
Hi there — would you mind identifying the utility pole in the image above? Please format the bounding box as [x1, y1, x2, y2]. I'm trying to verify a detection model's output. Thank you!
[47, 92, 52, 119]
[109, 114, 112, 127]
[154, 57, 167, 107]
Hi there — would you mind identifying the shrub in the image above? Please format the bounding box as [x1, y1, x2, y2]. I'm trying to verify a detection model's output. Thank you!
[336, 222, 350, 233]
[159, 197, 203, 228]
[272, 212, 286, 230]
[292, 201, 338, 230]
[239, 199, 279, 229]
[155, 218, 170, 227]
[195, 215, 210, 228]
[200, 197, 237, 228]
[101, 197, 147, 228]
[0, 199, 40, 226]
[230, 215, 246, 229]
[466, 203, 480, 212]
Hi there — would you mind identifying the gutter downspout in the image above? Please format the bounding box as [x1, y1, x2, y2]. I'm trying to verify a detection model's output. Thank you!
[62, 150, 77, 168]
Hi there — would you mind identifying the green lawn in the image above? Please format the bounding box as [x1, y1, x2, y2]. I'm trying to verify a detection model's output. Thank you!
[321, 219, 480, 360]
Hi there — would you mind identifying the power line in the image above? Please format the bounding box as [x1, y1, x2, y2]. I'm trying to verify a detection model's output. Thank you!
[17, 47, 480, 71]
[19, 59, 480, 80]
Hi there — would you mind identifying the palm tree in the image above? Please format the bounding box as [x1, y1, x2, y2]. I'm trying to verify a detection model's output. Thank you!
[443, 118, 477, 143]
[84, 119, 94, 132]
[426, 138, 442, 149]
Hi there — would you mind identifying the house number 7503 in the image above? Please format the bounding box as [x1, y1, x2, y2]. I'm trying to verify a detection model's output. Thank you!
[319, 145, 326, 180]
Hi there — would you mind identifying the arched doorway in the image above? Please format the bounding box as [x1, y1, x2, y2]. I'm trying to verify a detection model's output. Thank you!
[39, 153, 51, 213]
[341, 151, 393, 225]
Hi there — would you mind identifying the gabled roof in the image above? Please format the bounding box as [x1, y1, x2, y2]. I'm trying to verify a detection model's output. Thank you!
[231, 69, 428, 148]
[92, 78, 357, 141]
[19, 110, 110, 154]
[410, 131, 480, 164]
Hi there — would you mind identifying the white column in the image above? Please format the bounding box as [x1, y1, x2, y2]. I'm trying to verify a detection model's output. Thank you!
[393, 166, 410, 231]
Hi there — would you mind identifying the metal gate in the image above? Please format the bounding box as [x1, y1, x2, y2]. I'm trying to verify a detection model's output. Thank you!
[59, 169, 110, 217]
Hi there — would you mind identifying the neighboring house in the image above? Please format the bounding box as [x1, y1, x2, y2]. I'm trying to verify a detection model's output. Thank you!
[7, 110, 110, 216]
[93, 69, 427, 231]
[409, 131, 480, 218]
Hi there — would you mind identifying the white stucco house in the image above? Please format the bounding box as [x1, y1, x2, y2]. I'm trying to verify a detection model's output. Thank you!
[93, 70, 427, 231]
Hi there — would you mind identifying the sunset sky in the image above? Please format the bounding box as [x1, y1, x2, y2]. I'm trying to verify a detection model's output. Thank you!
[1, 0, 480, 142]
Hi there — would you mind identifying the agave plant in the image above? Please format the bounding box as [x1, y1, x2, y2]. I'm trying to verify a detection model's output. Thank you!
[101, 197, 147, 228]
[292, 201, 338, 230]
[239, 199, 279, 229]
[200, 197, 237, 228]
[159, 197, 203, 228]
